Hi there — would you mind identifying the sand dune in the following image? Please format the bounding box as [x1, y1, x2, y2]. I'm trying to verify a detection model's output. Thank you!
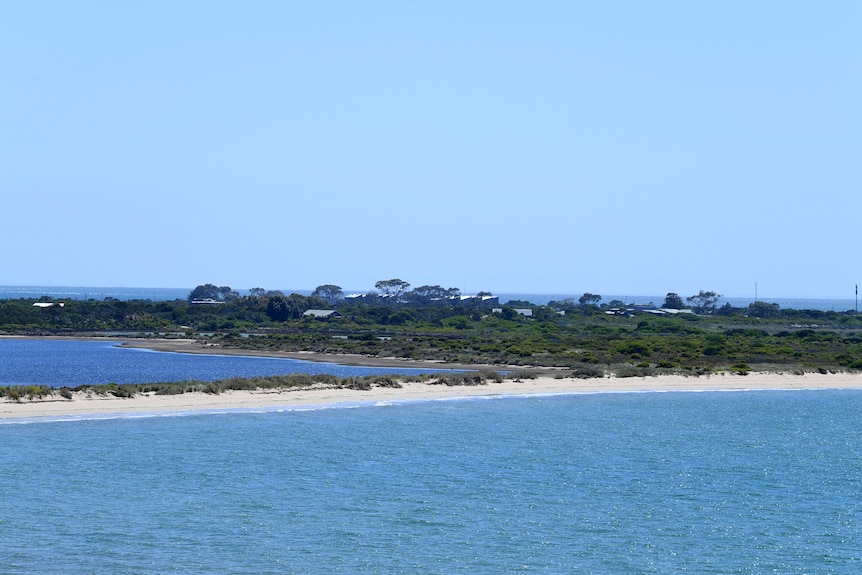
[4, 371, 862, 420]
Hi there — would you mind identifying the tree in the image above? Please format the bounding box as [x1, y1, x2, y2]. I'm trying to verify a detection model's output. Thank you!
[374, 279, 410, 300]
[663, 292, 684, 309]
[548, 298, 578, 313]
[265, 293, 311, 321]
[405, 285, 450, 304]
[579, 293, 602, 306]
[188, 284, 233, 302]
[687, 290, 722, 314]
[748, 301, 781, 318]
[266, 295, 292, 322]
[312, 284, 344, 304]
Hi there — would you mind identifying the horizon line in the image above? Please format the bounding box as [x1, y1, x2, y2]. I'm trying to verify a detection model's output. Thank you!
[0, 284, 858, 302]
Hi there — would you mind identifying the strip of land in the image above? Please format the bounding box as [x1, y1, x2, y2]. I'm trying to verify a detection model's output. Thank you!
[4, 337, 862, 420]
[118, 338, 500, 371]
[3, 370, 862, 420]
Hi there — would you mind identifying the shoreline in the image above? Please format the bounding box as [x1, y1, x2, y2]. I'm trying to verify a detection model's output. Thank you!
[118, 338, 505, 372]
[4, 371, 862, 421]
[1, 335, 513, 373]
[4, 336, 862, 421]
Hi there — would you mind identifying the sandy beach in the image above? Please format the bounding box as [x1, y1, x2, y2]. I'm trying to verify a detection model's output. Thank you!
[4, 368, 862, 420]
[4, 336, 862, 420]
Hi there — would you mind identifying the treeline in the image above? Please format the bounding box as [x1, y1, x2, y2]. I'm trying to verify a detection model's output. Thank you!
[3, 282, 862, 374]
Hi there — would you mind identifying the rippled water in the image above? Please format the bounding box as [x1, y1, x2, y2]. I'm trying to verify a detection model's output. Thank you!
[2, 390, 861, 573]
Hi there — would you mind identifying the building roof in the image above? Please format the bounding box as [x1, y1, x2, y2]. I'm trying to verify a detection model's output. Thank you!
[303, 309, 342, 318]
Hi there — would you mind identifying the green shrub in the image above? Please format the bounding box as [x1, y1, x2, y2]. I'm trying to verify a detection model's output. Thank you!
[571, 365, 604, 379]
[731, 362, 751, 375]
[431, 373, 488, 386]
[370, 376, 402, 388]
[615, 366, 656, 378]
[345, 378, 371, 390]
[105, 383, 135, 398]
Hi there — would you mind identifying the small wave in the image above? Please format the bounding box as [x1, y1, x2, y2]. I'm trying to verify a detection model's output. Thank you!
[4, 387, 858, 426]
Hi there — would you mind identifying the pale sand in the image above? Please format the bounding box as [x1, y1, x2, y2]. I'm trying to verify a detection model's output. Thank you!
[3, 372, 862, 420]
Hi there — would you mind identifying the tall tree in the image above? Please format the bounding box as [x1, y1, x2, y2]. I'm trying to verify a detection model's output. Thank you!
[406, 285, 449, 303]
[687, 290, 722, 314]
[663, 292, 684, 309]
[579, 293, 602, 306]
[188, 284, 231, 302]
[375, 279, 410, 299]
[266, 295, 291, 322]
[265, 293, 311, 321]
[311, 284, 344, 304]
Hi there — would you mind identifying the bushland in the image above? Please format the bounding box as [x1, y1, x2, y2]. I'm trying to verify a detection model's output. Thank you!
[4, 290, 862, 375]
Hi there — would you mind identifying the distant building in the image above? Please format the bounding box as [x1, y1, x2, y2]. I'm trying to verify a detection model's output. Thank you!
[648, 308, 694, 315]
[457, 295, 499, 307]
[303, 310, 343, 319]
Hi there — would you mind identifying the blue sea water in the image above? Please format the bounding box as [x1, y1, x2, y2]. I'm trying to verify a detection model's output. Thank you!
[502, 293, 859, 312]
[0, 285, 195, 301]
[0, 340, 455, 387]
[2, 390, 861, 573]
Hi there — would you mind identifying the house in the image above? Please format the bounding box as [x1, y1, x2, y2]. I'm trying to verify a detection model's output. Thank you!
[646, 308, 694, 315]
[303, 310, 343, 319]
[456, 294, 500, 308]
[492, 307, 533, 317]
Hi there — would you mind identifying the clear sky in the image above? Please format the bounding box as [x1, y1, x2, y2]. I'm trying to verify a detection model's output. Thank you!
[2, 1, 859, 299]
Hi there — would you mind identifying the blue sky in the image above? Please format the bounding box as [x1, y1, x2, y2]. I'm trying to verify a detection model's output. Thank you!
[2, 1, 859, 299]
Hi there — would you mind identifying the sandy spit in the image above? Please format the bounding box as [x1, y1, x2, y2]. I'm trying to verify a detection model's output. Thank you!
[3, 371, 862, 421]
[3, 336, 862, 420]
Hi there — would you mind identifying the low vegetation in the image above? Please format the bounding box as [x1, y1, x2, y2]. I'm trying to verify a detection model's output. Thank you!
[3, 283, 862, 381]
[0, 370, 524, 401]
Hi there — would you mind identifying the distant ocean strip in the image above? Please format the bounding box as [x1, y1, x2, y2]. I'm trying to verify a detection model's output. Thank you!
[0, 285, 856, 312]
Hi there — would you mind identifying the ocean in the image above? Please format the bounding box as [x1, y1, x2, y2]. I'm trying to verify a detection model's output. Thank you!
[2, 388, 861, 573]
[0, 285, 857, 311]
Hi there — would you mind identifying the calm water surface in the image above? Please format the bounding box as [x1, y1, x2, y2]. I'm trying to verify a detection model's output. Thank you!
[0, 339, 454, 386]
[2, 390, 861, 573]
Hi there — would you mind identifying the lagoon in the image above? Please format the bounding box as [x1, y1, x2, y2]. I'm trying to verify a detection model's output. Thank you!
[0, 339, 451, 387]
